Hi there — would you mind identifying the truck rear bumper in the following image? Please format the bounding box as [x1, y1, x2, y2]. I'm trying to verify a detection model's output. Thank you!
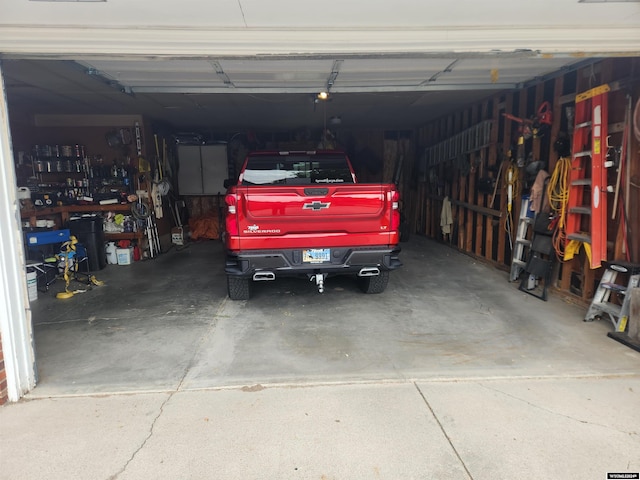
[225, 245, 402, 278]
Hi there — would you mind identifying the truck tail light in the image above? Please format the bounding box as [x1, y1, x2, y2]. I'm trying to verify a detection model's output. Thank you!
[391, 190, 399, 210]
[390, 190, 401, 231]
[225, 194, 239, 236]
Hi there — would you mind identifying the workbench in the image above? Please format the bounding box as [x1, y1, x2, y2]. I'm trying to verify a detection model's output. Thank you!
[20, 203, 145, 242]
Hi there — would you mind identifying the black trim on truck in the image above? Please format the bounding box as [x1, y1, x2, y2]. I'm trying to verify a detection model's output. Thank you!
[225, 246, 402, 278]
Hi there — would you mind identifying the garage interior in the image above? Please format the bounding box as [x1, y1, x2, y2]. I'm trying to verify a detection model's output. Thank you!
[3, 53, 640, 375]
[5, 59, 640, 316]
[2, 1, 640, 477]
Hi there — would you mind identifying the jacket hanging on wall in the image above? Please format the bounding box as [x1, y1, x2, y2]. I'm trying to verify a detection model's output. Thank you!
[441, 196, 453, 235]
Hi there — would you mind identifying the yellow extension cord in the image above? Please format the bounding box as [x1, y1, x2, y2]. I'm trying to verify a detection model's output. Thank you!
[546, 156, 572, 260]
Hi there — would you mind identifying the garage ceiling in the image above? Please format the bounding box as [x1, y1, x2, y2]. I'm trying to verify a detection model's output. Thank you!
[2, 55, 587, 131]
[1, 0, 639, 131]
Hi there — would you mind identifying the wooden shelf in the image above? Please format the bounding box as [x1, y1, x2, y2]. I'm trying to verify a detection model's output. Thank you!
[21, 203, 132, 222]
[104, 232, 142, 240]
[65, 203, 132, 214]
[21, 203, 145, 243]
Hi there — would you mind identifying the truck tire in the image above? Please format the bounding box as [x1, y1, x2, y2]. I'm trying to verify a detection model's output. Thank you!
[227, 276, 250, 300]
[359, 270, 389, 294]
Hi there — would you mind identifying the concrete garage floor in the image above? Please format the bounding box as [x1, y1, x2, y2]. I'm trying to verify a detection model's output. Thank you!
[2, 236, 640, 479]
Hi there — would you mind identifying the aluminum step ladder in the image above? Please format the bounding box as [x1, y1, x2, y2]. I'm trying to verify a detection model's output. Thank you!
[510, 195, 534, 282]
[565, 84, 611, 269]
[585, 261, 640, 332]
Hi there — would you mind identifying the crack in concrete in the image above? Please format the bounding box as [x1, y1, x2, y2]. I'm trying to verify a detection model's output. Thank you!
[477, 382, 640, 438]
[106, 297, 229, 480]
[413, 382, 474, 480]
[107, 392, 173, 480]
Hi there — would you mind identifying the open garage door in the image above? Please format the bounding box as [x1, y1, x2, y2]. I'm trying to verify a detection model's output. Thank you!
[1, 0, 639, 402]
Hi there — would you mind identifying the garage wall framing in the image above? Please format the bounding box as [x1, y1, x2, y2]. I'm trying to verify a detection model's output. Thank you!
[413, 57, 640, 303]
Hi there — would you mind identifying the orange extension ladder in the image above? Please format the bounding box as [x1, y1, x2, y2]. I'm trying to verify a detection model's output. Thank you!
[565, 84, 610, 269]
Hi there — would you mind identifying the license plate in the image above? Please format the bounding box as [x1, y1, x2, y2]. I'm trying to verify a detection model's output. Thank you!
[303, 248, 330, 263]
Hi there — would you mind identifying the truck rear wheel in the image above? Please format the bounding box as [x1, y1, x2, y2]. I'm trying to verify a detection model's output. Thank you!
[227, 276, 250, 300]
[359, 270, 389, 294]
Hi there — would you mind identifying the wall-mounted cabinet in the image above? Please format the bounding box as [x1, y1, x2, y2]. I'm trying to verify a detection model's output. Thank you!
[177, 144, 228, 196]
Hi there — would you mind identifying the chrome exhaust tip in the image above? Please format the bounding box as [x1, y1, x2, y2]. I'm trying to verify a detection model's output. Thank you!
[253, 271, 276, 281]
[358, 267, 380, 277]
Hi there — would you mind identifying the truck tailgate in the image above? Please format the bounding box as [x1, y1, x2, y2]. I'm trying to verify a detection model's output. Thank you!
[235, 184, 395, 243]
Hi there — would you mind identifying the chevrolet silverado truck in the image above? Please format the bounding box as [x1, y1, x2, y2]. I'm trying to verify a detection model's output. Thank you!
[223, 150, 402, 300]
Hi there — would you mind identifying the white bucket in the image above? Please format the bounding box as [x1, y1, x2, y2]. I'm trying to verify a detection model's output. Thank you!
[26, 268, 38, 302]
[116, 247, 133, 265]
[105, 242, 118, 265]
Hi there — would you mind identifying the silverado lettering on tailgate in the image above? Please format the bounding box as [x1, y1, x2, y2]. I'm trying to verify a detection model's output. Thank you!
[244, 224, 281, 234]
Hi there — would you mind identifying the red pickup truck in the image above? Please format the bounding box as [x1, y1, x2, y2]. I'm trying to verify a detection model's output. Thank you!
[223, 150, 402, 300]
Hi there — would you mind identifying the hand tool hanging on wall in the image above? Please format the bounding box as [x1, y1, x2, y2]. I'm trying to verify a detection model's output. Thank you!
[502, 101, 553, 140]
[504, 160, 520, 252]
[503, 101, 553, 167]
[489, 159, 506, 209]
[135, 121, 143, 157]
[611, 106, 627, 220]
[611, 95, 632, 261]
[152, 134, 164, 219]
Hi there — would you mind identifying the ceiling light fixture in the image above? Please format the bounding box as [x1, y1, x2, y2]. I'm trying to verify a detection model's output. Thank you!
[315, 60, 343, 103]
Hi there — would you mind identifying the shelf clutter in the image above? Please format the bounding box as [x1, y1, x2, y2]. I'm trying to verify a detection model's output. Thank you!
[17, 132, 168, 266]
[18, 143, 141, 208]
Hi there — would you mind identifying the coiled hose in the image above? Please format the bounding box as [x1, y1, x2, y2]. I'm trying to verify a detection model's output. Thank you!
[547, 156, 572, 260]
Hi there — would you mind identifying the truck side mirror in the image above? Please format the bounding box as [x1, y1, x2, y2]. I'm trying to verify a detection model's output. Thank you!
[223, 178, 235, 189]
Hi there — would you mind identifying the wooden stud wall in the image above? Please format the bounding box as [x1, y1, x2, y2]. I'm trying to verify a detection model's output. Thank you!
[413, 58, 640, 302]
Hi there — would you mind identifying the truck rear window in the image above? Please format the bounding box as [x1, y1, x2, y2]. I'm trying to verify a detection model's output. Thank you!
[241, 154, 354, 185]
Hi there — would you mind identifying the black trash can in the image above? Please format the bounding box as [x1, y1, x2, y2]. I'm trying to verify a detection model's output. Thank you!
[68, 215, 106, 271]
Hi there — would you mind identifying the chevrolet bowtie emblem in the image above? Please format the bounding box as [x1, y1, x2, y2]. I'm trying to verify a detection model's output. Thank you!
[303, 201, 331, 211]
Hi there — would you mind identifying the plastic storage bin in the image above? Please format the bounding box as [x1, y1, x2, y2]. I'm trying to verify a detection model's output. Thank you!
[26, 229, 70, 247]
